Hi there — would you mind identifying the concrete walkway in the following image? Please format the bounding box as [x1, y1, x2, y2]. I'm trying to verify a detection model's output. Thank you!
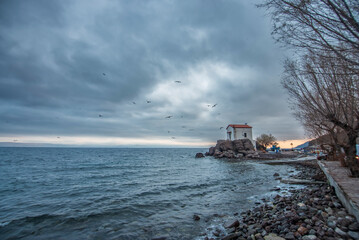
[318, 160, 359, 222]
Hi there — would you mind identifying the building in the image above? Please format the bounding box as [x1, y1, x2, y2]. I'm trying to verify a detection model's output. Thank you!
[226, 124, 253, 141]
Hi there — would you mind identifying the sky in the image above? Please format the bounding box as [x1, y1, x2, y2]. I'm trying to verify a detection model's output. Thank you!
[0, 0, 308, 148]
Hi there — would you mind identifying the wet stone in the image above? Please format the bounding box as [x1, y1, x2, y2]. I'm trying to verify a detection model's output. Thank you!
[348, 222, 359, 231]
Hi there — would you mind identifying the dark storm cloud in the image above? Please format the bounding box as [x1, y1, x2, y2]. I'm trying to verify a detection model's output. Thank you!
[0, 0, 305, 144]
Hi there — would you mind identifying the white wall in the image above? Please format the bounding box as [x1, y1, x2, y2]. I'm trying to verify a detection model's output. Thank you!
[227, 127, 253, 141]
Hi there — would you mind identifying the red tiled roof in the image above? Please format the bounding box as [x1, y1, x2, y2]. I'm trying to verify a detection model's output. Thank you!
[226, 124, 252, 129]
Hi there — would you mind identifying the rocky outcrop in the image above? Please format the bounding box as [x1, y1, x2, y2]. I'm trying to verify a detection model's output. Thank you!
[195, 153, 205, 158]
[205, 139, 259, 159]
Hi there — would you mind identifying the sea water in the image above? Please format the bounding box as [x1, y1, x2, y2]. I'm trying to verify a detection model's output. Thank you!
[0, 148, 299, 239]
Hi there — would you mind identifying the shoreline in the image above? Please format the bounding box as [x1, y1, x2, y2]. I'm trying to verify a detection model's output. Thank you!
[199, 160, 359, 240]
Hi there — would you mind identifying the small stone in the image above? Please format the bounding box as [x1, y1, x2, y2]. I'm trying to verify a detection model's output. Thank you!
[193, 214, 200, 221]
[321, 212, 328, 219]
[297, 226, 308, 235]
[348, 230, 359, 239]
[284, 232, 295, 240]
[348, 222, 359, 231]
[225, 219, 239, 229]
[222, 233, 241, 240]
[325, 207, 333, 215]
[309, 229, 316, 235]
[273, 173, 280, 177]
[337, 211, 346, 217]
[263, 233, 285, 240]
[302, 235, 317, 240]
[335, 227, 347, 237]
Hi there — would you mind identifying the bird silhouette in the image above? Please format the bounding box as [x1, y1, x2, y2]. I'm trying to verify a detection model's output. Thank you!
[165, 116, 173, 119]
[57, 137, 61, 138]
[99, 114, 103, 117]
[146, 100, 151, 103]
[212, 104, 217, 108]
[168, 131, 170, 133]
[207, 104, 211, 107]
[171, 137, 176, 139]
[132, 102, 136, 104]
[174, 81, 181, 83]
[219, 127, 224, 130]
[102, 73, 106, 76]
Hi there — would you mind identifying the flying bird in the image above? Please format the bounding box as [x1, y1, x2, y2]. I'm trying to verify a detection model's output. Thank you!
[174, 81, 181, 83]
[102, 73, 106, 76]
[99, 114, 103, 117]
[212, 104, 217, 108]
[13, 139, 18, 142]
[57, 137, 61, 138]
[168, 131, 170, 133]
[146, 100, 151, 103]
[165, 116, 173, 119]
[219, 127, 224, 130]
[132, 102, 136, 104]
[171, 137, 176, 139]
[207, 104, 211, 107]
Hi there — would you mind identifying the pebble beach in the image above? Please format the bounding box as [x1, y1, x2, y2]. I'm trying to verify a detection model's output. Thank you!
[201, 160, 359, 240]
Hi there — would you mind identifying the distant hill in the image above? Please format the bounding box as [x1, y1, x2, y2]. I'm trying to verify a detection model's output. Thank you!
[295, 141, 310, 149]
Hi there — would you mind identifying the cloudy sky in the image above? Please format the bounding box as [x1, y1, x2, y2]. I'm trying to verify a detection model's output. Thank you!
[0, 0, 307, 147]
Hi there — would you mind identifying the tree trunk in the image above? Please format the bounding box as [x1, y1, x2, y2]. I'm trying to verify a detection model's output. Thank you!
[344, 133, 359, 177]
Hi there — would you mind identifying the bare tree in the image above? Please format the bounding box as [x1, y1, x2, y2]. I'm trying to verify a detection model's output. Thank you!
[259, 0, 359, 70]
[283, 52, 359, 176]
[256, 133, 277, 149]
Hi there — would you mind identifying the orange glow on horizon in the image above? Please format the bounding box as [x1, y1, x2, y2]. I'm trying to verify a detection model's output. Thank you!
[276, 139, 311, 149]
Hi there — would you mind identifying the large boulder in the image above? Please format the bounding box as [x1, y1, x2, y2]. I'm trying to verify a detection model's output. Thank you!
[233, 140, 245, 152]
[242, 139, 255, 151]
[216, 140, 234, 152]
[208, 146, 216, 156]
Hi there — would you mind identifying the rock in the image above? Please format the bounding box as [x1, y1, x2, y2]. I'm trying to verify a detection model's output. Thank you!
[151, 237, 167, 240]
[297, 226, 308, 235]
[348, 222, 359, 231]
[225, 220, 240, 229]
[348, 230, 359, 239]
[193, 214, 200, 221]
[284, 232, 295, 240]
[208, 147, 216, 156]
[217, 140, 234, 152]
[263, 233, 285, 240]
[273, 173, 280, 177]
[325, 207, 333, 215]
[302, 235, 317, 240]
[233, 140, 245, 151]
[297, 202, 307, 210]
[321, 211, 328, 219]
[195, 153, 205, 158]
[222, 233, 241, 240]
[335, 227, 347, 237]
[242, 139, 255, 151]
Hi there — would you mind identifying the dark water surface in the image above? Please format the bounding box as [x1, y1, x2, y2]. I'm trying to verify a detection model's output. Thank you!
[0, 148, 297, 239]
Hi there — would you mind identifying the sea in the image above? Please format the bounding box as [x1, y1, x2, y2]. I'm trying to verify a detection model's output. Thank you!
[0, 147, 301, 240]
